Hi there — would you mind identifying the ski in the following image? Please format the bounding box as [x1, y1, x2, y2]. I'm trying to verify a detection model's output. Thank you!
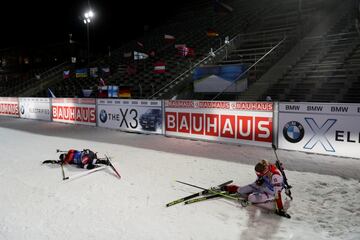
[166, 180, 233, 207]
[105, 155, 121, 179]
[184, 192, 245, 205]
[175, 180, 242, 201]
[184, 192, 225, 205]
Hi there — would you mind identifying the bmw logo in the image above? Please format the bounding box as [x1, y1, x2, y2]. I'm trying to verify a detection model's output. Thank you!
[20, 105, 25, 115]
[283, 121, 304, 143]
[99, 109, 107, 123]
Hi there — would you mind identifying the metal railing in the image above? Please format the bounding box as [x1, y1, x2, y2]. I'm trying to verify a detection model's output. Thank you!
[212, 36, 287, 100]
[148, 34, 240, 99]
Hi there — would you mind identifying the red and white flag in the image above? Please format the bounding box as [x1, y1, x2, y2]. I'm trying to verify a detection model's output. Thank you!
[164, 34, 175, 43]
[99, 78, 106, 86]
[174, 44, 186, 49]
[176, 46, 195, 57]
[154, 61, 166, 74]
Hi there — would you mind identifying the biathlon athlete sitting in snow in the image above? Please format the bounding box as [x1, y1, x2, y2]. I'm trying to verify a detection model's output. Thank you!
[222, 159, 290, 218]
[43, 149, 109, 169]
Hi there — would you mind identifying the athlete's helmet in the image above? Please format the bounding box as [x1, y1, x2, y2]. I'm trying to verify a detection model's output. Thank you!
[255, 161, 270, 177]
[59, 153, 66, 162]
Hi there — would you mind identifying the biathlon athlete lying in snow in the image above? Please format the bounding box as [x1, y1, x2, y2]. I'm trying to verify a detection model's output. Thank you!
[43, 149, 109, 169]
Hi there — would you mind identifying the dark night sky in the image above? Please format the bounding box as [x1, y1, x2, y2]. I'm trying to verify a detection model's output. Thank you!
[0, 0, 189, 53]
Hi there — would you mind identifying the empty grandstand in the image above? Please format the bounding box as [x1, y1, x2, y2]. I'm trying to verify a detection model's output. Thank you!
[1, 0, 359, 103]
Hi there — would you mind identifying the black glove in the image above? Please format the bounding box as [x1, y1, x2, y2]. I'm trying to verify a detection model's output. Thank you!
[275, 209, 291, 218]
[256, 177, 264, 186]
[96, 159, 110, 165]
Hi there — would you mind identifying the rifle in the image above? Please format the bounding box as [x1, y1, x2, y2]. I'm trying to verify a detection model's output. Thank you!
[272, 144, 293, 200]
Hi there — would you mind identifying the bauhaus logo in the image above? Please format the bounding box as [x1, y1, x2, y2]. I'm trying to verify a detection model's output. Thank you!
[165, 112, 272, 142]
[52, 106, 96, 123]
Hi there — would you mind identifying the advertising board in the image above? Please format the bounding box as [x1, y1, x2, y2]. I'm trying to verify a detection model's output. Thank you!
[165, 100, 273, 146]
[278, 102, 360, 158]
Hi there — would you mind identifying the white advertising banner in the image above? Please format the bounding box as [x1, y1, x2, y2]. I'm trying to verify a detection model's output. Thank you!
[164, 100, 273, 146]
[52, 98, 96, 126]
[0, 97, 19, 117]
[278, 102, 360, 159]
[19, 98, 51, 121]
[97, 99, 163, 134]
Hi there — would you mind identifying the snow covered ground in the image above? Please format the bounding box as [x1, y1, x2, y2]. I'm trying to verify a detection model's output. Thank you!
[0, 117, 360, 240]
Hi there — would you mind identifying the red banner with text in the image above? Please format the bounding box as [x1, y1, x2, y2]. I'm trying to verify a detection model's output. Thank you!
[164, 100, 273, 147]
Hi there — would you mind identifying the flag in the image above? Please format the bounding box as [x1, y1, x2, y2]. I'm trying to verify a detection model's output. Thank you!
[108, 85, 119, 98]
[82, 89, 93, 97]
[47, 88, 56, 98]
[100, 67, 110, 77]
[187, 47, 195, 57]
[177, 46, 195, 57]
[98, 86, 108, 98]
[123, 52, 132, 58]
[174, 44, 186, 49]
[119, 87, 131, 98]
[99, 78, 106, 86]
[164, 34, 175, 43]
[75, 68, 88, 78]
[63, 70, 70, 79]
[90, 67, 98, 78]
[134, 51, 148, 60]
[154, 61, 166, 74]
[207, 29, 219, 37]
[176, 45, 187, 56]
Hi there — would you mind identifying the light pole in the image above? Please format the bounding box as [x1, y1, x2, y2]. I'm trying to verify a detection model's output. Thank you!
[83, 10, 94, 66]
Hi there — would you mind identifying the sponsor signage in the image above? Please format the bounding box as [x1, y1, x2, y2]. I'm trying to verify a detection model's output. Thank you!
[19, 98, 51, 121]
[164, 100, 273, 146]
[52, 98, 96, 126]
[97, 99, 163, 134]
[278, 102, 360, 158]
[279, 102, 360, 115]
[0, 97, 19, 117]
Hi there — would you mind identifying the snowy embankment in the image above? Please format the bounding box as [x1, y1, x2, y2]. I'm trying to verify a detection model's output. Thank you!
[0, 122, 359, 240]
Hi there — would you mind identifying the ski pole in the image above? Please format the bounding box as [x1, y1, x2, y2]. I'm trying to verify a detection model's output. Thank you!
[61, 163, 66, 180]
[105, 155, 121, 179]
[63, 166, 107, 181]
